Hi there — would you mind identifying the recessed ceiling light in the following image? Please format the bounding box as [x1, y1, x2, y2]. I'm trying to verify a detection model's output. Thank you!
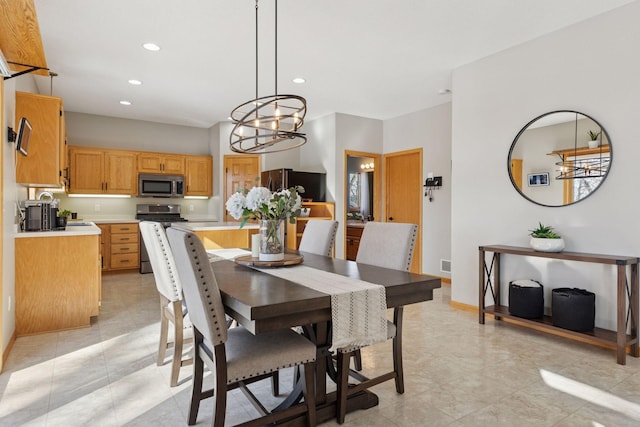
[128, 79, 142, 85]
[293, 77, 306, 84]
[120, 100, 132, 106]
[438, 88, 451, 95]
[142, 43, 161, 52]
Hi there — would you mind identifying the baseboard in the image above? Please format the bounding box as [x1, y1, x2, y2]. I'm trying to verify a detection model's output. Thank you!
[441, 277, 451, 285]
[2, 330, 17, 371]
[449, 300, 476, 312]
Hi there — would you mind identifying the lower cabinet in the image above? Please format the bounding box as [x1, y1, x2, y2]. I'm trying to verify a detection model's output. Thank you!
[97, 222, 140, 272]
[15, 234, 101, 335]
[346, 225, 364, 261]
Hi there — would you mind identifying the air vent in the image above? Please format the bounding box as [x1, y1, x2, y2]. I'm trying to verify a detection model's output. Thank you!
[440, 259, 451, 273]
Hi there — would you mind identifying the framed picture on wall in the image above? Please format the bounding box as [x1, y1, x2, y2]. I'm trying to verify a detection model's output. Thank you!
[528, 172, 550, 187]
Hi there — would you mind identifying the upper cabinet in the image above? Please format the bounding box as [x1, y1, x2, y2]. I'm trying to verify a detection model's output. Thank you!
[68, 146, 136, 195]
[15, 92, 66, 187]
[137, 152, 185, 175]
[185, 155, 213, 197]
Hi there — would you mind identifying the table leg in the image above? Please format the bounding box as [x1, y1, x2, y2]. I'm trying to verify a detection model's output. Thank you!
[631, 263, 639, 358]
[479, 248, 485, 324]
[617, 264, 626, 365]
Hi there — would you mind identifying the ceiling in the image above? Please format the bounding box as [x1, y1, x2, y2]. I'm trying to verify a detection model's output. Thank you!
[29, 0, 636, 129]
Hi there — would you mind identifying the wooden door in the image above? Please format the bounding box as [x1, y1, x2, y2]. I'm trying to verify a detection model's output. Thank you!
[511, 158, 523, 190]
[162, 154, 185, 175]
[224, 155, 261, 221]
[384, 149, 422, 273]
[137, 153, 163, 173]
[68, 147, 104, 193]
[105, 150, 137, 194]
[15, 92, 62, 185]
[185, 155, 213, 196]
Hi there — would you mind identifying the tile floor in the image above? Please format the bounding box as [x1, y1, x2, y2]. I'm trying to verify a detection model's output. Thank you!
[1, 272, 639, 426]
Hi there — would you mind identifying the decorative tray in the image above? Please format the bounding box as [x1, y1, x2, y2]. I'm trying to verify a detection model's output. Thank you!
[234, 253, 303, 268]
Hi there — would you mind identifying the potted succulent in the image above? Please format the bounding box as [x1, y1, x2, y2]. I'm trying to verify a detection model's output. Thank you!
[529, 222, 565, 252]
[587, 130, 601, 149]
[56, 209, 72, 228]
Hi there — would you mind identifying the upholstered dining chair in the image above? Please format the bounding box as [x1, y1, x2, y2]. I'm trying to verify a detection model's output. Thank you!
[139, 221, 193, 387]
[298, 220, 339, 256]
[336, 221, 418, 424]
[166, 227, 317, 427]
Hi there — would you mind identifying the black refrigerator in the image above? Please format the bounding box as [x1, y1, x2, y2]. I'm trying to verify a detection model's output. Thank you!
[261, 169, 326, 202]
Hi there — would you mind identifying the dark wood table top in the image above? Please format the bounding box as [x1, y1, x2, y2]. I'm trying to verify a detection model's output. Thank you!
[211, 250, 442, 334]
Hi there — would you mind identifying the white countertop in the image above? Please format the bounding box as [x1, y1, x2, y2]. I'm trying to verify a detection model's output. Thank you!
[15, 223, 101, 238]
[170, 222, 260, 231]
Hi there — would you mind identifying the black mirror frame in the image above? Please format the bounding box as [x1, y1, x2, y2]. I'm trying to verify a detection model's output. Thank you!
[507, 110, 613, 207]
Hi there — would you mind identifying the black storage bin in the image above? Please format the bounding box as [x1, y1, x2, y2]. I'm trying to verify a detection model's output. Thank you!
[552, 288, 595, 332]
[509, 279, 544, 319]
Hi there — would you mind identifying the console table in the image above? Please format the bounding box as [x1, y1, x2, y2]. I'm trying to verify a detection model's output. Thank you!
[479, 245, 639, 365]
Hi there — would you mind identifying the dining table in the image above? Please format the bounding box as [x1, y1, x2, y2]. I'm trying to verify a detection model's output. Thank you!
[207, 248, 442, 426]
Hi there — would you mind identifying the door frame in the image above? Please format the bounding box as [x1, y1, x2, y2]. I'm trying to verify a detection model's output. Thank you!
[344, 150, 382, 259]
[383, 148, 423, 273]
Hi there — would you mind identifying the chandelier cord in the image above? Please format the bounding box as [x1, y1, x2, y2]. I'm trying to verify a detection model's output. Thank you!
[255, 0, 259, 120]
[274, 0, 278, 97]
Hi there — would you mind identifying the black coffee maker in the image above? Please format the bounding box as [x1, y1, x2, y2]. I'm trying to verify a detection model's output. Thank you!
[23, 201, 58, 231]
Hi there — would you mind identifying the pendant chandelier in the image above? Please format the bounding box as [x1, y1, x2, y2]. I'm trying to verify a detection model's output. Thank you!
[229, 0, 307, 154]
[554, 112, 609, 180]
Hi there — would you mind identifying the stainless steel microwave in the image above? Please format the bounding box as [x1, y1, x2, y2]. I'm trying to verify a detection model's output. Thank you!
[138, 174, 185, 198]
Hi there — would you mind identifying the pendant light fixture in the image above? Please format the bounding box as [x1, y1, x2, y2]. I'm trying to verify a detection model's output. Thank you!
[229, 0, 307, 154]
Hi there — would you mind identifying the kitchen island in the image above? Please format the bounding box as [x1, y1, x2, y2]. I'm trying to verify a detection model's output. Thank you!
[15, 223, 102, 335]
[171, 222, 259, 250]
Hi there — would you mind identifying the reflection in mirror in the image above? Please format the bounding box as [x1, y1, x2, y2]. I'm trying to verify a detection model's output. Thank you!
[508, 111, 612, 207]
[346, 156, 374, 221]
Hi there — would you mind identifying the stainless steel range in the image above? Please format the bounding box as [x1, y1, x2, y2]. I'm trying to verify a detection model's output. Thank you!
[136, 204, 187, 274]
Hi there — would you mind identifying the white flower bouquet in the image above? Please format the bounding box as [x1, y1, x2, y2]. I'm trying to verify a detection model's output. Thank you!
[225, 186, 305, 228]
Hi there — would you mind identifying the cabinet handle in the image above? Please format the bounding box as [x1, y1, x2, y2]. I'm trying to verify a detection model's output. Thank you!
[120, 260, 130, 263]
[120, 247, 128, 251]
[121, 238, 130, 241]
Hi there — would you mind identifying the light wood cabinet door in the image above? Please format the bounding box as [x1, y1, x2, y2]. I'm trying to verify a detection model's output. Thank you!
[105, 151, 137, 194]
[185, 155, 213, 196]
[137, 152, 185, 174]
[15, 92, 64, 186]
[68, 147, 105, 193]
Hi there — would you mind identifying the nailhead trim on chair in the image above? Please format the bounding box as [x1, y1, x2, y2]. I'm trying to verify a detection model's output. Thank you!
[228, 358, 315, 384]
[152, 223, 182, 301]
[405, 225, 418, 272]
[187, 235, 223, 342]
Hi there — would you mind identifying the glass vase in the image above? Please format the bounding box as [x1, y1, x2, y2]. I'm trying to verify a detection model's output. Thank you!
[259, 219, 285, 261]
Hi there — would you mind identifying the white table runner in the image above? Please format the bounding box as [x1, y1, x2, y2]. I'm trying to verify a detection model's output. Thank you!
[206, 249, 388, 352]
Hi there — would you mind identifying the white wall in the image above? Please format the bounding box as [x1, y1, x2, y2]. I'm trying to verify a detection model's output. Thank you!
[384, 103, 452, 278]
[451, 1, 640, 330]
[2, 77, 36, 350]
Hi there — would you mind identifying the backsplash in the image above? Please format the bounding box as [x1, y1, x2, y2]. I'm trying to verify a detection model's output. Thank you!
[55, 194, 221, 221]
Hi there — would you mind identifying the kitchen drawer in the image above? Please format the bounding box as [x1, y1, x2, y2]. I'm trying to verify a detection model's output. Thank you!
[111, 243, 138, 254]
[111, 233, 138, 244]
[110, 253, 139, 269]
[110, 223, 138, 234]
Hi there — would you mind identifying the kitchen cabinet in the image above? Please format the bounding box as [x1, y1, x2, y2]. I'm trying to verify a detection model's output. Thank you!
[107, 223, 139, 271]
[185, 155, 213, 197]
[15, 91, 66, 187]
[15, 233, 101, 335]
[286, 202, 335, 250]
[137, 152, 185, 175]
[345, 224, 364, 261]
[97, 224, 110, 271]
[68, 146, 137, 195]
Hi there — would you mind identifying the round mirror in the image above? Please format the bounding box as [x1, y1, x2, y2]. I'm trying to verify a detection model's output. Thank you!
[508, 110, 612, 207]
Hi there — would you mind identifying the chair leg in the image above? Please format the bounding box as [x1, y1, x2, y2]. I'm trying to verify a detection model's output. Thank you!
[213, 346, 228, 427]
[157, 300, 169, 366]
[271, 371, 280, 396]
[336, 351, 351, 425]
[302, 362, 316, 427]
[188, 346, 204, 425]
[171, 301, 184, 387]
[353, 349, 362, 371]
[393, 306, 404, 394]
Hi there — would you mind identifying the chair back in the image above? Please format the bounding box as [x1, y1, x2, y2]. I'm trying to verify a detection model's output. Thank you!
[166, 227, 227, 346]
[139, 221, 183, 302]
[356, 222, 418, 272]
[298, 220, 339, 256]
